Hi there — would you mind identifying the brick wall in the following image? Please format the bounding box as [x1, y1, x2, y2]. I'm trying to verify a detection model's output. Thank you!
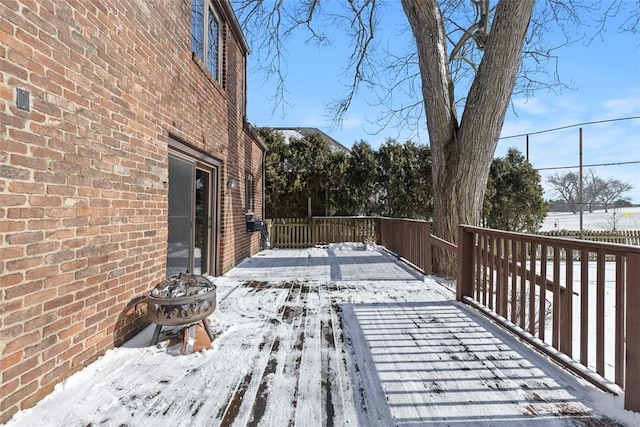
[0, 0, 264, 422]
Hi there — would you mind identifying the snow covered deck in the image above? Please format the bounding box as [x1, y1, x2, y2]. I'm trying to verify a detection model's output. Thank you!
[6, 245, 637, 426]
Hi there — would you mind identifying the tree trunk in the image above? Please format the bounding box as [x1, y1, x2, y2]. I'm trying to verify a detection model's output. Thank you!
[402, 0, 535, 277]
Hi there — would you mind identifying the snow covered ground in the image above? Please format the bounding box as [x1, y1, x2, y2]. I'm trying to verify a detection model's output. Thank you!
[539, 207, 640, 231]
[537, 206, 639, 381]
[4, 245, 640, 426]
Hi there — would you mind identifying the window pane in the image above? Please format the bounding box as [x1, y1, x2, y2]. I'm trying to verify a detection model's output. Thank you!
[191, 0, 204, 59]
[167, 155, 194, 277]
[207, 7, 219, 79]
[195, 169, 210, 275]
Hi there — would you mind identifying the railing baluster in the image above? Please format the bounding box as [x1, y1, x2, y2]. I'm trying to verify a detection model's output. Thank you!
[488, 236, 495, 310]
[596, 252, 605, 376]
[580, 250, 589, 366]
[519, 240, 527, 330]
[510, 239, 518, 324]
[528, 243, 537, 335]
[482, 234, 489, 306]
[615, 255, 625, 387]
[475, 234, 483, 301]
[561, 250, 574, 356]
[539, 245, 548, 342]
[500, 238, 509, 317]
[495, 236, 503, 316]
[553, 246, 560, 349]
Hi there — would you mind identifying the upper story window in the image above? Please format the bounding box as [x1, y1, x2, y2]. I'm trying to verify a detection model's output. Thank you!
[191, 0, 222, 82]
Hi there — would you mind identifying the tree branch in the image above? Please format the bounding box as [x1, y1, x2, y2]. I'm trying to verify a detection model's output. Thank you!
[232, 0, 638, 138]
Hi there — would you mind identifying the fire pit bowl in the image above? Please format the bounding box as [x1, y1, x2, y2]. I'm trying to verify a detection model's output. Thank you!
[147, 273, 216, 327]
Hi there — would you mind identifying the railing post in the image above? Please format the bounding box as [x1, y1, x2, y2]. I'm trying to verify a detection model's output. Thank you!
[457, 226, 474, 301]
[425, 222, 432, 275]
[625, 251, 640, 412]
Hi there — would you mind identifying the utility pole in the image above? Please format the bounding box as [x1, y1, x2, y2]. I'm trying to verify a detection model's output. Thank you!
[579, 128, 583, 239]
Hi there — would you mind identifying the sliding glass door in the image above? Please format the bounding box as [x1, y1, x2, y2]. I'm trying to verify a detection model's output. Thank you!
[167, 153, 217, 277]
[194, 168, 211, 275]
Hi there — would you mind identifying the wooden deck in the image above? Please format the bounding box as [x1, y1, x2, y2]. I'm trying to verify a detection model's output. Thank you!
[5, 246, 631, 426]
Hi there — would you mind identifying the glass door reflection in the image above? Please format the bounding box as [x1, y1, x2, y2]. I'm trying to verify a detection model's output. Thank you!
[194, 168, 211, 275]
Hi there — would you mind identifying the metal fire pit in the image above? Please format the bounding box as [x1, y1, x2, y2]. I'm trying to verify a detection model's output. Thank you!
[147, 273, 216, 353]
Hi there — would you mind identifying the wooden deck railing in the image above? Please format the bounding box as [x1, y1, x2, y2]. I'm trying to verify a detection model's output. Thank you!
[266, 217, 378, 249]
[538, 229, 640, 246]
[457, 226, 640, 412]
[266, 218, 312, 248]
[265, 216, 639, 412]
[312, 217, 378, 246]
[378, 218, 433, 274]
[267, 217, 436, 274]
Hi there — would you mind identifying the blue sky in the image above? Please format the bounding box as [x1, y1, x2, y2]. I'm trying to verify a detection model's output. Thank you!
[244, 2, 640, 203]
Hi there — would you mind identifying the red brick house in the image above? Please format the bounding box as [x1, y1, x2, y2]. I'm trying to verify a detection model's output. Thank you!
[0, 0, 265, 421]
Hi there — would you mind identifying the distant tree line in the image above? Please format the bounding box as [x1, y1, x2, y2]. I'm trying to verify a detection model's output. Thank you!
[261, 128, 548, 232]
[546, 170, 633, 213]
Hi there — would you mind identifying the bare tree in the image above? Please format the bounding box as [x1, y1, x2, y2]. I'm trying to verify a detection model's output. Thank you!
[232, 0, 636, 276]
[604, 207, 627, 231]
[599, 179, 633, 212]
[547, 171, 581, 213]
[548, 170, 633, 214]
[583, 169, 606, 213]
